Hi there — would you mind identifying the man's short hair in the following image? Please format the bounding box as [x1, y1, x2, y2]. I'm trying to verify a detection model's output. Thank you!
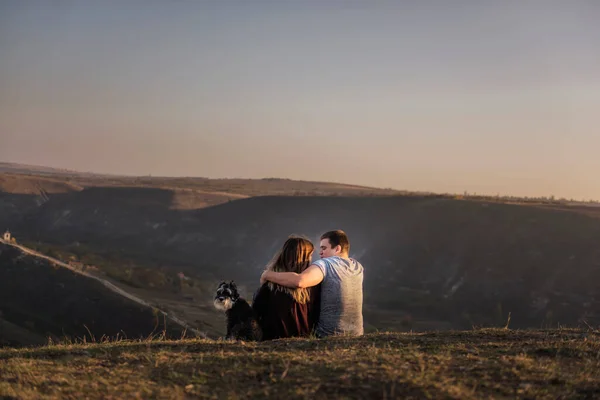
[320, 230, 350, 254]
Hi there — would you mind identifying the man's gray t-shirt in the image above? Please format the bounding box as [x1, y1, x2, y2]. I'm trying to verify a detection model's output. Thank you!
[312, 256, 364, 337]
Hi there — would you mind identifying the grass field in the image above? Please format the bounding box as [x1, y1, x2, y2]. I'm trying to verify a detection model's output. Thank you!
[1, 328, 599, 399]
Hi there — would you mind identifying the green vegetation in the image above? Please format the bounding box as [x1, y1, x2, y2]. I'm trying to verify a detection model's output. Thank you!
[19, 240, 201, 294]
[1, 329, 599, 399]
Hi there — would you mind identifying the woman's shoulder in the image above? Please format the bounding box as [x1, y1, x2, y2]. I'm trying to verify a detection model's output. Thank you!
[252, 283, 270, 302]
[257, 284, 291, 301]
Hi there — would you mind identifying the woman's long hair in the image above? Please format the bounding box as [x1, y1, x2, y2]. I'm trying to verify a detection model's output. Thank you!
[266, 235, 314, 304]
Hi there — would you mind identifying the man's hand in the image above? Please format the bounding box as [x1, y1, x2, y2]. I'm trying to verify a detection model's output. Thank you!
[260, 270, 269, 285]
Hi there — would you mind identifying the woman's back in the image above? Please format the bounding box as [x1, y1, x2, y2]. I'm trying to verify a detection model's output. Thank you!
[252, 283, 321, 340]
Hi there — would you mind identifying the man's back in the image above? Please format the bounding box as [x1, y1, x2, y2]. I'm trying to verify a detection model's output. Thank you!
[312, 256, 364, 337]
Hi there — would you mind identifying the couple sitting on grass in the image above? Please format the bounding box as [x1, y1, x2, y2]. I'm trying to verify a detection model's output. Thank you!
[253, 230, 364, 340]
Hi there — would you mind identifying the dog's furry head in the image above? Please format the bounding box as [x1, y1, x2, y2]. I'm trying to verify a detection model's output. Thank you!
[213, 281, 240, 311]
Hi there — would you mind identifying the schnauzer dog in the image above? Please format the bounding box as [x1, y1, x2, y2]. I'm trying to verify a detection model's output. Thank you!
[213, 281, 262, 341]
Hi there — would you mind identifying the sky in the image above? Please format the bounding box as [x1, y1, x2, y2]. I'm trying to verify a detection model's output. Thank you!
[1, 1, 599, 200]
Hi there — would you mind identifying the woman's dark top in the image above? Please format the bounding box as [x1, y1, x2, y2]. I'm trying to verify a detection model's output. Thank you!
[252, 283, 321, 340]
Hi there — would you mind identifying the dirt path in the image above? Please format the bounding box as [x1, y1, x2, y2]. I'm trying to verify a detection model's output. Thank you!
[0, 238, 207, 338]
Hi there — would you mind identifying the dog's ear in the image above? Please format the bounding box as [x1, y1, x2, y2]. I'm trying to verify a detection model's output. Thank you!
[229, 280, 236, 287]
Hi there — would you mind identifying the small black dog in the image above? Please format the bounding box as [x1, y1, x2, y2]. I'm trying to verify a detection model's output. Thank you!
[213, 281, 262, 341]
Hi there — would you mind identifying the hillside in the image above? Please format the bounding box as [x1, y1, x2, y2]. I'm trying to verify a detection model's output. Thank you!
[1, 167, 600, 336]
[4, 190, 600, 332]
[1, 329, 599, 399]
[0, 243, 190, 347]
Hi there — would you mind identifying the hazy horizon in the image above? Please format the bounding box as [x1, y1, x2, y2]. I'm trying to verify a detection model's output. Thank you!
[1, 1, 599, 200]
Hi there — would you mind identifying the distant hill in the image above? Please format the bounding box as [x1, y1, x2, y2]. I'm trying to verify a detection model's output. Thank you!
[0, 173, 83, 195]
[0, 243, 188, 347]
[0, 162, 402, 198]
[0, 163, 403, 217]
[0, 162, 115, 177]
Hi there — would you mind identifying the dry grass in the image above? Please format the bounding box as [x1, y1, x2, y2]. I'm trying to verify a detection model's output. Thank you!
[1, 329, 599, 399]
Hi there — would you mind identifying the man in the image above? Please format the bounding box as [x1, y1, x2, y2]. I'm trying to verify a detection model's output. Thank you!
[260, 230, 364, 337]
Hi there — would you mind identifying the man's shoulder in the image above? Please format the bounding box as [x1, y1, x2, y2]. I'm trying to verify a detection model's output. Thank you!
[350, 258, 364, 269]
[315, 256, 362, 264]
[335, 256, 363, 267]
[316, 256, 347, 264]
[312, 257, 340, 270]
[314, 257, 364, 275]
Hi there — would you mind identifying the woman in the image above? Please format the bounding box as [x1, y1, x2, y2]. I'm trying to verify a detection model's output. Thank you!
[252, 235, 321, 340]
